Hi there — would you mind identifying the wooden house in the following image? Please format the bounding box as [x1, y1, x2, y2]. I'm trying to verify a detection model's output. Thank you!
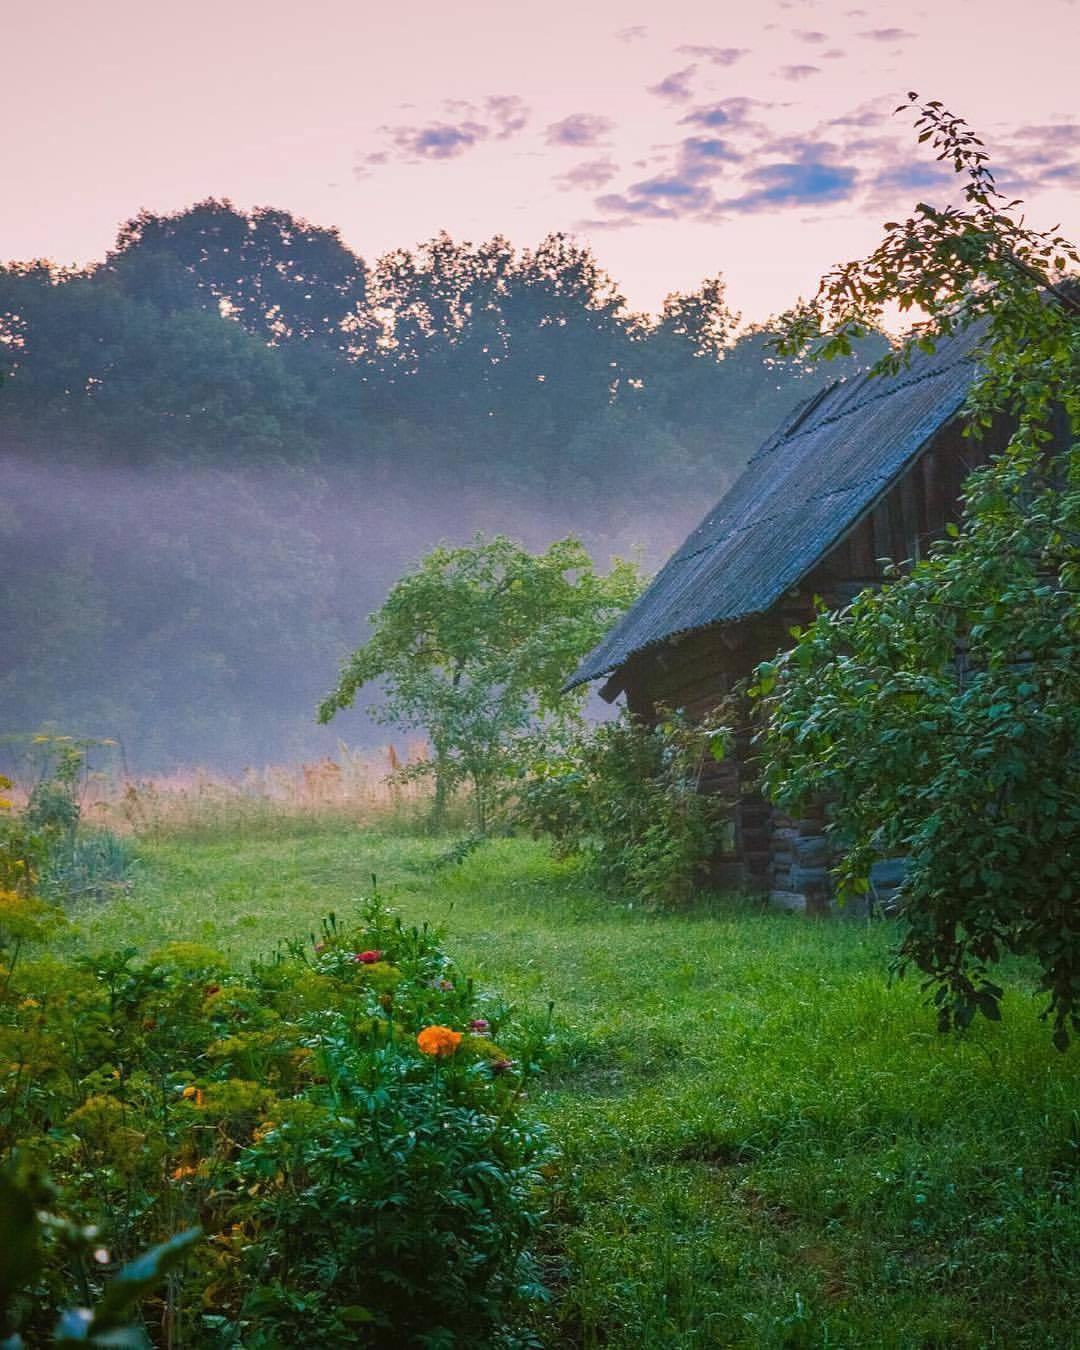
[566, 325, 1004, 910]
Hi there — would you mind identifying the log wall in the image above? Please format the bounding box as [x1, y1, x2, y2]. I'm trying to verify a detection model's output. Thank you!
[610, 417, 1002, 911]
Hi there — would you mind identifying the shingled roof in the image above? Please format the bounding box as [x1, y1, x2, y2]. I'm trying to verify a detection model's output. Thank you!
[568, 326, 984, 689]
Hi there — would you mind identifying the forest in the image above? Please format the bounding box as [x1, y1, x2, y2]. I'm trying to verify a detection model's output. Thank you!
[0, 203, 879, 766]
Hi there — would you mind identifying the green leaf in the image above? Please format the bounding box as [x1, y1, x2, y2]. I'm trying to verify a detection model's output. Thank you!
[88, 1229, 201, 1334]
[0, 1169, 42, 1317]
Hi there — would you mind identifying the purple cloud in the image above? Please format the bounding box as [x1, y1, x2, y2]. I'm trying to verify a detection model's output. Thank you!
[614, 25, 647, 42]
[554, 158, 619, 191]
[362, 95, 530, 169]
[794, 29, 829, 42]
[678, 136, 741, 177]
[870, 161, 953, 195]
[546, 113, 614, 148]
[676, 44, 749, 65]
[486, 95, 530, 139]
[597, 173, 715, 220]
[679, 97, 769, 131]
[381, 121, 487, 160]
[777, 64, 821, 81]
[717, 160, 858, 214]
[648, 66, 698, 103]
[856, 27, 916, 40]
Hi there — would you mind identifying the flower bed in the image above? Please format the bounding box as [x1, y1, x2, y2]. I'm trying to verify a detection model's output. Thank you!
[1, 892, 552, 1346]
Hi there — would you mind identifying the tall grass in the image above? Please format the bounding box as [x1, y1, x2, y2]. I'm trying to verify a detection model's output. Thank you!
[80, 742, 450, 840]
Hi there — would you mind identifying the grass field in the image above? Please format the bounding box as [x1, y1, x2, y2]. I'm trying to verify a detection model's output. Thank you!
[66, 821, 1080, 1348]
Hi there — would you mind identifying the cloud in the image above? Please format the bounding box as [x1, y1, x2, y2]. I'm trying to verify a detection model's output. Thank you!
[678, 136, 742, 177]
[485, 95, 530, 139]
[1040, 163, 1080, 186]
[856, 27, 916, 40]
[675, 44, 749, 65]
[1011, 122, 1080, 148]
[829, 102, 885, 129]
[597, 174, 715, 221]
[777, 64, 821, 81]
[554, 158, 620, 191]
[869, 161, 953, 196]
[993, 121, 1080, 194]
[679, 97, 770, 131]
[822, 47, 846, 58]
[794, 29, 829, 42]
[648, 65, 698, 103]
[587, 132, 743, 224]
[614, 25, 647, 41]
[546, 113, 614, 148]
[381, 121, 487, 160]
[358, 95, 530, 171]
[717, 159, 858, 214]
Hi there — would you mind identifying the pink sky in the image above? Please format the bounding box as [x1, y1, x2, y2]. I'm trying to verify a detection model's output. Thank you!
[5, 0, 1078, 320]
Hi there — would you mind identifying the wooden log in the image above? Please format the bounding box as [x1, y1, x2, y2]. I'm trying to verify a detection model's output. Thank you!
[791, 864, 830, 889]
[794, 835, 828, 863]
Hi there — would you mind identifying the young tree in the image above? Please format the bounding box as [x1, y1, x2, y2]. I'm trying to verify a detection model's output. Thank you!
[317, 535, 641, 831]
[758, 96, 1080, 1045]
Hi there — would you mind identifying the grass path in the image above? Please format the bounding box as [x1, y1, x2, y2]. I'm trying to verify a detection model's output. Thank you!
[71, 824, 1080, 1347]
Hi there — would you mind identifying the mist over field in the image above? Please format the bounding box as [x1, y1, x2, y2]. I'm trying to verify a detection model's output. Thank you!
[0, 204, 882, 769]
[0, 456, 709, 769]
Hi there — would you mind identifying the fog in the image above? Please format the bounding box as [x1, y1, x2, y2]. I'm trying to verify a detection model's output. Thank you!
[0, 454, 716, 771]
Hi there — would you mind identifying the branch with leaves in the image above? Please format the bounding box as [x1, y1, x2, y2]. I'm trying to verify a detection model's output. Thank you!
[760, 96, 1080, 1047]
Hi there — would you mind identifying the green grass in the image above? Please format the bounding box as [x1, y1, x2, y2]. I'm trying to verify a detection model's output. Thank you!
[67, 823, 1080, 1347]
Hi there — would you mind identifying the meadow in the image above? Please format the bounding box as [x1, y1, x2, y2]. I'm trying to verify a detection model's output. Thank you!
[60, 814, 1080, 1348]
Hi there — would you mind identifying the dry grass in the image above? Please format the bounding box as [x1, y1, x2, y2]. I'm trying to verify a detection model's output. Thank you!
[80, 741, 437, 838]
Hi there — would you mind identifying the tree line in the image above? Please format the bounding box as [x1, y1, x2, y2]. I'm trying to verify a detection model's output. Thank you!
[0, 202, 881, 767]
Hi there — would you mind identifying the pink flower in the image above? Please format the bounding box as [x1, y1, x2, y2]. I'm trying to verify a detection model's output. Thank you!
[313, 942, 326, 955]
[437, 979, 454, 992]
[352, 950, 383, 964]
[490, 1058, 515, 1076]
[469, 1018, 490, 1033]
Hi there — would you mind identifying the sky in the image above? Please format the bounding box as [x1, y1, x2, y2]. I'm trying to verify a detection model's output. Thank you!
[4, 0, 1078, 321]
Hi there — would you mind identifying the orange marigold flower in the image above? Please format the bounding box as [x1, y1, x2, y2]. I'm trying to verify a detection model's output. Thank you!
[171, 1164, 198, 1181]
[416, 1025, 462, 1057]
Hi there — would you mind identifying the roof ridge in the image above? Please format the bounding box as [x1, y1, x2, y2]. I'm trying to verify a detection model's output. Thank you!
[751, 344, 977, 462]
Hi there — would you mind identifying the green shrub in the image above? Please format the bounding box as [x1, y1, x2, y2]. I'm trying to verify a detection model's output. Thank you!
[518, 710, 731, 907]
[1, 739, 135, 904]
[0, 893, 552, 1347]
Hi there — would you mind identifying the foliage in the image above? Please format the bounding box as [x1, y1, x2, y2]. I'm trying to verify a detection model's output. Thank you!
[518, 709, 731, 907]
[761, 96, 1080, 1044]
[68, 824, 1080, 1348]
[0, 888, 551, 1346]
[0, 738, 135, 903]
[1, 1162, 200, 1350]
[319, 535, 642, 831]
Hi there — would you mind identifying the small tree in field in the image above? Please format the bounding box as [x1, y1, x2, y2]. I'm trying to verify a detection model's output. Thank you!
[318, 534, 641, 831]
[759, 95, 1080, 1045]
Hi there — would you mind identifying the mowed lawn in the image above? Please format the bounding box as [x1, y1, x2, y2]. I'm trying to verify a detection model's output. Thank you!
[68, 823, 1080, 1348]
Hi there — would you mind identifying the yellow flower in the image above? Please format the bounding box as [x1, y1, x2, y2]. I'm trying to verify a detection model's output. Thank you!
[181, 1085, 204, 1106]
[416, 1025, 462, 1057]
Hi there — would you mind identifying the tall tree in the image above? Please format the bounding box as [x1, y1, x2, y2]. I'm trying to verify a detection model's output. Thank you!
[106, 199, 370, 353]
